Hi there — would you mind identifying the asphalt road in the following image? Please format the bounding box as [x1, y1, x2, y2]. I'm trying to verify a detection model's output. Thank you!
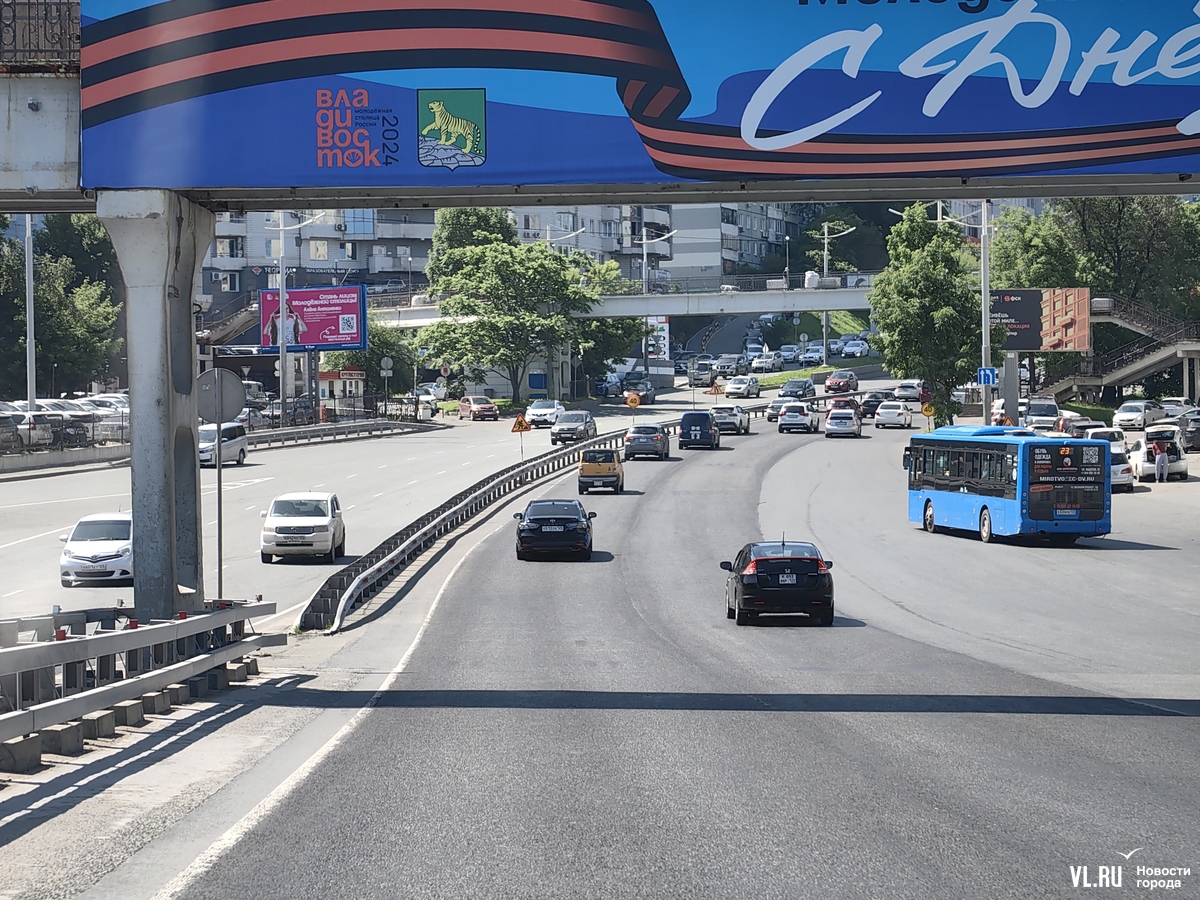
[127, 420, 1199, 900]
[0, 379, 894, 624]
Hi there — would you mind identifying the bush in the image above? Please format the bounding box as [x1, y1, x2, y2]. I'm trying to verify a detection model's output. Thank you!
[1063, 402, 1115, 425]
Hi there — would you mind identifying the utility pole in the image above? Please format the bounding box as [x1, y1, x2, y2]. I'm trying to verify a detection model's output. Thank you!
[784, 234, 790, 289]
[25, 214, 35, 409]
[822, 222, 856, 278]
[980, 199, 993, 418]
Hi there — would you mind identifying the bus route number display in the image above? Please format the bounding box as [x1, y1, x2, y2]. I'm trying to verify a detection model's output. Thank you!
[1028, 444, 1105, 519]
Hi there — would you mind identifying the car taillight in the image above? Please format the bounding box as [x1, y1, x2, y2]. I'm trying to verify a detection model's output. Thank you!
[1119, 467, 1131, 474]
[625, 435, 633, 441]
[816, 560, 829, 573]
[741, 560, 758, 576]
[652, 435, 662, 441]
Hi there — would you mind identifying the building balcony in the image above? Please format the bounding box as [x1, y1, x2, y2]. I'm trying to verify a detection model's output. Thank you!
[214, 218, 247, 237]
[368, 254, 428, 275]
[641, 206, 671, 228]
[375, 221, 435, 241]
[208, 255, 247, 271]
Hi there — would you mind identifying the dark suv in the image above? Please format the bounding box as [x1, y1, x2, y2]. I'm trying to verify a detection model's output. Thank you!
[678, 411, 720, 450]
[779, 378, 816, 400]
[265, 398, 317, 427]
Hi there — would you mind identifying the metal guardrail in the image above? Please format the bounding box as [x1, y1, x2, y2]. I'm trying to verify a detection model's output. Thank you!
[0, 600, 283, 743]
[597, 271, 881, 297]
[300, 402, 796, 633]
[0, 0, 79, 69]
[246, 417, 444, 448]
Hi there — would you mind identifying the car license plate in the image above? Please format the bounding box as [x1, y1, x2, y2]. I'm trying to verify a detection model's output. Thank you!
[281, 536, 306, 543]
[593, 480, 606, 486]
[542, 525, 564, 532]
[80, 563, 107, 571]
[778, 573, 797, 585]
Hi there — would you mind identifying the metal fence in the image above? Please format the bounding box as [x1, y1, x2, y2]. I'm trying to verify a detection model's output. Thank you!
[0, 0, 79, 69]
[0, 600, 284, 744]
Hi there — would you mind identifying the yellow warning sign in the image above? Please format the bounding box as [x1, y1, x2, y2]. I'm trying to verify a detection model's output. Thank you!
[511, 414, 532, 433]
[704, 382, 725, 395]
[921, 402, 936, 418]
[626, 394, 641, 409]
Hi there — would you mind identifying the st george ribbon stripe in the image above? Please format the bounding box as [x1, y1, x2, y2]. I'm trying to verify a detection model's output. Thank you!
[81, 0, 1199, 179]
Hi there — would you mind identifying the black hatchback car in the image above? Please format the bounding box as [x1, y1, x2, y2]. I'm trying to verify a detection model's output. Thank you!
[1178, 411, 1200, 451]
[779, 378, 816, 401]
[859, 390, 896, 419]
[721, 540, 835, 626]
[677, 410, 720, 450]
[514, 499, 596, 560]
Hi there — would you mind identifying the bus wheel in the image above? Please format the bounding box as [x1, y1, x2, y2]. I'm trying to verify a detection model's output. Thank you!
[979, 508, 993, 543]
[923, 501, 937, 534]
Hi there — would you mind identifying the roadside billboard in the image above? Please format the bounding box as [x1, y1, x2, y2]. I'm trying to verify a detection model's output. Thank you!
[991, 288, 1090, 352]
[80, 2, 1200, 193]
[259, 286, 367, 353]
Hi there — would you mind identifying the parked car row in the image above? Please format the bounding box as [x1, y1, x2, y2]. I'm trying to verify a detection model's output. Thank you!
[0, 394, 132, 451]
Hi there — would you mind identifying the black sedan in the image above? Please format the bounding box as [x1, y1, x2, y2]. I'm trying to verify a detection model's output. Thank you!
[859, 390, 896, 419]
[779, 378, 816, 400]
[721, 540, 835, 626]
[514, 500, 596, 560]
[1179, 411, 1200, 451]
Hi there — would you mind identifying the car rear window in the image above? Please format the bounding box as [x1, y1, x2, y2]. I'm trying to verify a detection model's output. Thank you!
[752, 542, 820, 559]
[526, 502, 582, 519]
[830, 411, 854, 420]
[581, 450, 616, 463]
[878, 402, 902, 410]
[630, 426, 660, 435]
[680, 412, 712, 426]
[1112, 452, 1128, 464]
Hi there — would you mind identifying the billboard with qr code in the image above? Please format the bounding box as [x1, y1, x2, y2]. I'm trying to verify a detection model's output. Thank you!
[259, 286, 367, 352]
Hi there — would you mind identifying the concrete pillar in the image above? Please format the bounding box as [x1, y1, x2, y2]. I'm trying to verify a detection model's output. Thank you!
[98, 191, 214, 621]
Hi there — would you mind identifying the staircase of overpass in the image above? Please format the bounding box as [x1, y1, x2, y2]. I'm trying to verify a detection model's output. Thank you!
[1043, 294, 1200, 399]
[196, 291, 260, 346]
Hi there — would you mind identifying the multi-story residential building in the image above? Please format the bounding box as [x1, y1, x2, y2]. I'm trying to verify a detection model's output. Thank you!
[662, 202, 812, 279]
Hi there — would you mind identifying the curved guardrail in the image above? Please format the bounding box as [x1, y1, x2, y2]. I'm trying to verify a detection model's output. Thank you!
[299, 402, 774, 634]
[246, 418, 445, 447]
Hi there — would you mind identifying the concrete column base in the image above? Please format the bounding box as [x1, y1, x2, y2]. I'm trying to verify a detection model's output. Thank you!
[0, 734, 41, 773]
[81, 710, 116, 739]
[113, 699, 146, 727]
[207, 667, 231, 691]
[40, 722, 84, 756]
[167, 683, 192, 705]
[141, 691, 171, 715]
[188, 675, 210, 699]
[244, 658, 260, 676]
[227, 663, 248, 683]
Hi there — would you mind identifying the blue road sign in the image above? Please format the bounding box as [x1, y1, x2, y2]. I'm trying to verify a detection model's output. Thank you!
[977, 367, 999, 387]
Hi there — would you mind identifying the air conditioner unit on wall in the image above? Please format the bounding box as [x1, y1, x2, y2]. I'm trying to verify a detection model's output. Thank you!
[335, 223, 347, 231]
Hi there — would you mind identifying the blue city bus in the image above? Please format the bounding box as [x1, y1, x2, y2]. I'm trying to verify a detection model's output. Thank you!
[904, 426, 1111, 544]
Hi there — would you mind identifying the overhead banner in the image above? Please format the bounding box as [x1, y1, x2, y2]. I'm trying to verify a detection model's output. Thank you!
[260, 286, 367, 352]
[991, 287, 1090, 352]
[81, 2, 1200, 190]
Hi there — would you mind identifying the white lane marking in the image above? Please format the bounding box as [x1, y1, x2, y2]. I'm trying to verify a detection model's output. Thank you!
[0, 492, 128, 511]
[462, 462, 470, 466]
[487, 454, 495, 459]
[408, 480, 418, 485]
[206, 520, 217, 526]
[435, 470, 446, 475]
[313, 483, 325, 487]
[0, 525, 76, 551]
[374, 492, 384, 498]
[346, 474, 358, 479]
[2, 590, 22, 598]
[378, 465, 387, 469]
[244, 506, 256, 511]
[406, 458, 415, 462]
[152, 529, 479, 900]
[346, 505, 357, 510]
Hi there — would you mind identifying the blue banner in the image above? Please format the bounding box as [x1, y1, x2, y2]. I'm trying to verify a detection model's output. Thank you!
[80, 0, 1200, 189]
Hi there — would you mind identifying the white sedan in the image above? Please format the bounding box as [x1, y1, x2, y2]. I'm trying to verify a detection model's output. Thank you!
[724, 376, 761, 399]
[710, 404, 751, 434]
[874, 401, 913, 428]
[417, 382, 448, 401]
[525, 399, 566, 426]
[1113, 400, 1167, 430]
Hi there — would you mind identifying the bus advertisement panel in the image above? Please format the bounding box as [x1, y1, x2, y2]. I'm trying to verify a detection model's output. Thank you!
[907, 426, 1110, 544]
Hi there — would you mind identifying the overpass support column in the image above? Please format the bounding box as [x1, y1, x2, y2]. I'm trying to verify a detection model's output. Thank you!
[98, 191, 215, 621]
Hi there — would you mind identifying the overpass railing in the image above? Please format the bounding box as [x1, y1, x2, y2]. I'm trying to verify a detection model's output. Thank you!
[0, 0, 79, 69]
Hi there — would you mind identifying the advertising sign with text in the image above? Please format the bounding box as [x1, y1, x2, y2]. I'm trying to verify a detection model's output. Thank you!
[259, 286, 367, 353]
[80, 2, 1200, 192]
[991, 288, 1090, 352]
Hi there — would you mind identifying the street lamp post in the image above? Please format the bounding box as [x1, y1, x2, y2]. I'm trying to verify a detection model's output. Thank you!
[633, 225, 678, 377]
[268, 211, 324, 424]
[784, 235, 790, 289]
[51, 362, 58, 399]
[407, 255, 413, 290]
[822, 222, 856, 278]
[25, 214, 35, 410]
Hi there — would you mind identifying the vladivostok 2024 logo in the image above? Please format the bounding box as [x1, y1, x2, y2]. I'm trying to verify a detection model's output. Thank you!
[418, 89, 486, 170]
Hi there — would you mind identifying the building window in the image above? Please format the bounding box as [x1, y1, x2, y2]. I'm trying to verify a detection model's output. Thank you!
[218, 272, 239, 292]
[721, 207, 738, 226]
[344, 209, 374, 235]
[310, 240, 328, 261]
[339, 242, 357, 260]
[373, 244, 389, 257]
[268, 273, 280, 289]
[601, 221, 616, 238]
[266, 238, 282, 259]
[523, 214, 541, 230]
[215, 237, 244, 258]
[555, 212, 575, 233]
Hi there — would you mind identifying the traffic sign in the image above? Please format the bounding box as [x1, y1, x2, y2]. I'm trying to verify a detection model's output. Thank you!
[380, 369, 393, 378]
[792, 314, 801, 326]
[418, 347, 430, 358]
[922, 402, 936, 418]
[626, 394, 641, 409]
[799, 332, 809, 343]
[977, 366, 999, 386]
[511, 414, 532, 433]
[440, 364, 452, 377]
[380, 356, 393, 370]
[197, 368, 247, 424]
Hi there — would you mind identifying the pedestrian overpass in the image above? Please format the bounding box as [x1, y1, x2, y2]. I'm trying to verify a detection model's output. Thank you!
[7, 0, 1200, 623]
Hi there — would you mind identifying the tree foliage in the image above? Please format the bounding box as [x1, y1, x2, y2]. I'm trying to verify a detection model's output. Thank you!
[322, 317, 414, 396]
[0, 247, 121, 397]
[417, 241, 596, 403]
[425, 207, 518, 285]
[35, 214, 124, 299]
[870, 204, 1005, 426]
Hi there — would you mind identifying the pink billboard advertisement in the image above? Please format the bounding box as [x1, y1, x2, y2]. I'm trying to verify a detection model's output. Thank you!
[259, 286, 367, 352]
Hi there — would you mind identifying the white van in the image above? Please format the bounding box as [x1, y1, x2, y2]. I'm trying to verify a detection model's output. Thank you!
[198, 422, 249, 466]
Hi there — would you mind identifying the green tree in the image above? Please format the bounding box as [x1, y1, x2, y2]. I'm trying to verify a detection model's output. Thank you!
[571, 316, 651, 388]
[870, 204, 1005, 426]
[990, 208, 1081, 291]
[418, 241, 595, 403]
[0, 249, 121, 398]
[425, 207, 518, 285]
[322, 317, 414, 396]
[34, 214, 124, 298]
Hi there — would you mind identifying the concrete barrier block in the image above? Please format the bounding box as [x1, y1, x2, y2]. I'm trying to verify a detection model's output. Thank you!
[244, 658, 260, 676]
[227, 663, 248, 683]
[207, 667, 230, 691]
[40, 722, 84, 756]
[81, 709, 115, 739]
[0, 734, 41, 773]
[187, 675, 210, 699]
[141, 691, 170, 715]
[113, 699, 145, 727]
[167, 683, 192, 705]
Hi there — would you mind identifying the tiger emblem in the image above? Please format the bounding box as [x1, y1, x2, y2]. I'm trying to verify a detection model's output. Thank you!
[421, 101, 481, 155]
